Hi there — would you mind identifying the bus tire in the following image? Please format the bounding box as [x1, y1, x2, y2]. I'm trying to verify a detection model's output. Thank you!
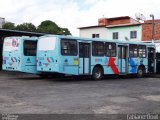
[92, 66, 103, 80]
[137, 67, 144, 78]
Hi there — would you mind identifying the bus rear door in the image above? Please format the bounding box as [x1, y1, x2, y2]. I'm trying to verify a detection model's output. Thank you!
[118, 45, 128, 74]
[79, 42, 91, 75]
[23, 40, 38, 74]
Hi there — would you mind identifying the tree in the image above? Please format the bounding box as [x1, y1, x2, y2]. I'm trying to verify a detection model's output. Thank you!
[16, 23, 36, 32]
[3, 20, 72, 35]
[59, 28, 71, 35]
[37, 20, 71, 35]
[2, 22, 15, 29]
[37, 20, 60, 34]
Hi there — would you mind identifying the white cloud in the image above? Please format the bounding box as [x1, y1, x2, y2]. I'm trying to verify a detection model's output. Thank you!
[0, 0, 160, 36]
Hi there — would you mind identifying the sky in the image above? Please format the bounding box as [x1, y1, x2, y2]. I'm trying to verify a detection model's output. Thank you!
[0, 0, 160, 36]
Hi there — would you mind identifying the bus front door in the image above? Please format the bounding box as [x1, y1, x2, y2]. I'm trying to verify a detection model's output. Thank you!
[148, 47, 155, 73]
[118, 45, 128, 74]
[79, 43, 91, 75]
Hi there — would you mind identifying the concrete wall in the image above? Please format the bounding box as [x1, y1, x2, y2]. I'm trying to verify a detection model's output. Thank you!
[98, 17, 139, 26]
[79, 27, 107, 39]
[106, 25, 142, 41]
[79, 25, 142, 41]
[142, 20, 160, 41]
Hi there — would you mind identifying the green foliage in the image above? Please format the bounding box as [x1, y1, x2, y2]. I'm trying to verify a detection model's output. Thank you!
[2, 20, 71, 35]
[59, 28, 71, 35]
[16, 23, 36, 32]
[37, 20, 60, 34]
[2, 22, 15, 29]
[37, 20, 71, 35]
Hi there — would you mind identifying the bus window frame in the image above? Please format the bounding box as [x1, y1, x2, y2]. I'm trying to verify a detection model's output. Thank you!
[61, 39, 78, 56]
[138, 45, 146, 58]
[105, 42, 117, 57]
[129, 44, 138, 58]
[23, 40, 37, 56]
[92, 41, 104, 57]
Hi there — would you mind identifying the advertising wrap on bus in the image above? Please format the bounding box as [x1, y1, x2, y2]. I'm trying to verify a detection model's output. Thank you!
[3, 37, 21, 71]
[3, 38, 20, 51]
[36, 35, 156, 80]
[2, 35, 156, 80]
[2, 36, 38, 74]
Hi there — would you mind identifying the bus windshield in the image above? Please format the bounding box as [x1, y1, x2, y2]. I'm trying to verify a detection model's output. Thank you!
[3, 38, 20, 51]
[38, 36, 56, 50]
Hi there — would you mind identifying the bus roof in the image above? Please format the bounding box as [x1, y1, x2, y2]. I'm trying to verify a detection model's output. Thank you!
[39, 35, 155, 46]
[4, 36, 38, 41]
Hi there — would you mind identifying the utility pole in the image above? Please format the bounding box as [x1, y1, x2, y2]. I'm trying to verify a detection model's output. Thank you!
[150, 14, 155, 43]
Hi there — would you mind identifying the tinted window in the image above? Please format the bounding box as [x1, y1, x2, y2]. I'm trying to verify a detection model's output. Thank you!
[121, 47, 126, 59]
[79, 43, 84, 58]
[79, 43, 90, 58]
[61, 39, 77, 56]
[129, 44, 138, 57]
[105, 42, 116, 57]
[118, 46, 127, 59]
[130, 31, 137, 39]
[92, 41, 104, 56]
[24, 40, 37, 56]
[92, 34, 100, 38]
[138, 45, 146, 58]
[156, 53, 160, 61]
[113, 32, 118, 39]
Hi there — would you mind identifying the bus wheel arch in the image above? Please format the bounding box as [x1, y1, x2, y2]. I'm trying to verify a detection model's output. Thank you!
[137, 65, 145, 78]
[92, 65, 104, 80]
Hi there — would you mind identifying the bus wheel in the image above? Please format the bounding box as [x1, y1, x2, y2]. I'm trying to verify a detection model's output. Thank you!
[137, 67, 144, 78]
[92, 66, 103, 80]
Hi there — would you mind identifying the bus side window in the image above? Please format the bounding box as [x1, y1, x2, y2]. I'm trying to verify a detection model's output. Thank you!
[61, 39, 77, 56]
[129, 44, 138, 57]
[79, 43, 84, 58]
[24, 40, 37, 56]
[105, 42, 116, 57]
[138, 45, 146, 58]
[121, 47, 126, 59]
[92, 41, 104, 56]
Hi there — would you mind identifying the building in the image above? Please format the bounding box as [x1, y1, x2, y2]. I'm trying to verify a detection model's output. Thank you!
[142, 20, 160, 41]
[0, 17, 5, 28]
[79, 16, 160, 42]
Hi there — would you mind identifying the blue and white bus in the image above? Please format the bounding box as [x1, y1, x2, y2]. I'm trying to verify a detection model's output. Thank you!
[37, 35, 156, 80]
[2, 36, 38, 74]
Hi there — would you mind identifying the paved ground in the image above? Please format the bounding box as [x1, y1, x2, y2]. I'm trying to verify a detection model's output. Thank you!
[0, 71, 160, 115]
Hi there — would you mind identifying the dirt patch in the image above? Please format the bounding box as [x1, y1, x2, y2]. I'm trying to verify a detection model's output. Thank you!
[141, 95, 160, 102]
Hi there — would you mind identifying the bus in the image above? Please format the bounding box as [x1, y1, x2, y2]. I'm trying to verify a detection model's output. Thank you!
[37, 35, 156, 80]
[143, 40, 160, 74]
[2, 36, 38, 74]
